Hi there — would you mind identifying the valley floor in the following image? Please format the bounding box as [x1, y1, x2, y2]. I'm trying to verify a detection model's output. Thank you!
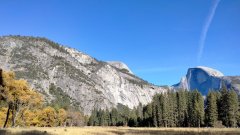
[1, 127, 240, 135]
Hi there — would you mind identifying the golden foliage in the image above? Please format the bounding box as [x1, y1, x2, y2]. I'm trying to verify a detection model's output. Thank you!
[58, 108, 67, 127]
[0, 107, 8, 127]
[0, 70, 43, 127]
[38, 106, 57, 127]
[0, 70, 84, 128]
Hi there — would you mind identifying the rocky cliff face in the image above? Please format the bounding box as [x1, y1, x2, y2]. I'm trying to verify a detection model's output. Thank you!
[0, 36, 167, 114]
[173, 66, 240, 95]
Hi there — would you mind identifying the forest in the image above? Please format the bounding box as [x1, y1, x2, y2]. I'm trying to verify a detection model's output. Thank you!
[88, 85, 240, 128]
[0, 69, 239, 128]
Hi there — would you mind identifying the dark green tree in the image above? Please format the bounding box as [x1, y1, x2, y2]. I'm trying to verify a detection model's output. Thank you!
[128, 108, 138, 127]
[193, 90, 205, 127]
[176, 90, 188, 127]
[237, 95, 240, 127]
[143, 103, 153, 127]
[156, 94, 163, 127]
[226, 90, 239, 127]
[103, 109, 110, 126]
[152, 95, 158, 127]
[168, 92, 177, 127]
[162, 94, 169, 127]
[188, 90, 204, 127]
[205, 91, 218, 127]
[218, 83, 228, 126]
[110, 108, 118, 126]
[116, 104, 130, 126]
[136, 103, 143, 126]
[88, 109, 97, 126]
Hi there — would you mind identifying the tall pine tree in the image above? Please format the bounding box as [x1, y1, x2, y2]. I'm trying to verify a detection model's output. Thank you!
[188, 90, 204, 127]
[205, 91, 218, 127]
[152, 95, 158, 127]
[219, 83, 228, 126]
[176, 90, 188, 127]
[226, 90, 239, 127]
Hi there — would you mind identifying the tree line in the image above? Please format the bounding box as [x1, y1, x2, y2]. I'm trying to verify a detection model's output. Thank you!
[88, 86, 240, 127]
[1, 69, 239, 128]
[0, 70, 86, 127]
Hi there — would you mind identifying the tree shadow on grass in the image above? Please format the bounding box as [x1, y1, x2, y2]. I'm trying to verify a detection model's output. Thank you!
[107, 129, 240, 135]
[0, 129, 51, 135]
[107, 130, 125, 135]
[0, 129, 7, 135]
[107, 130, 189, 135]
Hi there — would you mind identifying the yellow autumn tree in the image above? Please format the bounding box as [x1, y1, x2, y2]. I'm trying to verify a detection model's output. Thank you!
[17, 109, 41, 127]
[17, 109, 34, 127]
[38, 106, 57, 127]
[16, 90, 43, 127]
[58, 108, 67, 127]
[0, 70, 43, 128]
[0, 69, 85, 127]
[0, 107, 10, 127]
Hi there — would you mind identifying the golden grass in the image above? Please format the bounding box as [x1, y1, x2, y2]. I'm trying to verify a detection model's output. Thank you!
[1, 127, 240, 135]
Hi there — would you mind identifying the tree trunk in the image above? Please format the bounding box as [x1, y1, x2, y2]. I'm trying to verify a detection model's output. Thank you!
[198, 119, 200, 128]
[11, 109, 15, 127]
[11, 105, 20, 127]
[3, 104, 11, 128]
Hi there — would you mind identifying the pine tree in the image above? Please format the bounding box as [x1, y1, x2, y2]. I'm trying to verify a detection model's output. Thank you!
[187, 91, 194, 127]
[110, 108, 118, 126]
[194, 90, 204, 127]
[143, 103, 153, 127]
[237, 95, 240, 127]
[119, 104, 130, 126]
[168, 92, 177, 127]
[226, 90, 239, 127]
[188, 90, 204, 127]
[152, 96, 158, 127]
[176, 90, 188, 127]
[205, 91, 218, 127]
[128, 108, 138, 127]
[136, 103, 143, 126]
[88, 109, 96, 126]
[219, 83, 228, 126]
[98, 109, 104, 126]
[156, 94, 163, 127]
[153, 93, 169, 127]
[104, 109, 110, 126]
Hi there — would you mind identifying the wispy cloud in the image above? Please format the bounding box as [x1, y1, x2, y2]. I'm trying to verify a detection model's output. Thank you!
[134, 67, 179, 73]
[197, 0, 221, 63]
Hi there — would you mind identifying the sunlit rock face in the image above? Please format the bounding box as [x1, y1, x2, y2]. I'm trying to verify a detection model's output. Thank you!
[0, 35, 167, 114]
[173, 66, 240, 95]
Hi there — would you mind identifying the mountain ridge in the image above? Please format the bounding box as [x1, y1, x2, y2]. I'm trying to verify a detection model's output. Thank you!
[1, 35, 239, 115]
[0, 35, 167, 115]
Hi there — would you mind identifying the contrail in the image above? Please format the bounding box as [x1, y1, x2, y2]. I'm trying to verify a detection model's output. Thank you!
[197, 0, 221, 63]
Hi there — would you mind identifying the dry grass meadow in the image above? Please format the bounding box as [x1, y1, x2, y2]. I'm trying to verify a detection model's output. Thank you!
[0, 127, 240, 135]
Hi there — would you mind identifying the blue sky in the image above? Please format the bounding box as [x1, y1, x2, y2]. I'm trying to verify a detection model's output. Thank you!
[0, 0, 240, 85]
